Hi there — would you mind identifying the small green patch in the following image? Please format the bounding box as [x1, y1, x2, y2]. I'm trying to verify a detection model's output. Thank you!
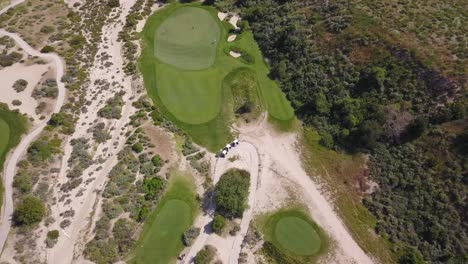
[257, 208, 329, 263]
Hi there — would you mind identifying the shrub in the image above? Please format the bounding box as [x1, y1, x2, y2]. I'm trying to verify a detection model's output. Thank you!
[183, 227, 201, 246]
[151, 154, 162, 167]
[112, 218, 136, 253]
[46, 230, 59, 248]
[214, 169, 250, 218]
[212, 215, 226, 235]
[41, 45, 55, 53]
[132, 143, 143, 153]
[13, 171, 32, 193]
[142, 177, 165, 200]
[40, 25, 55, 34]
[194, 245, 216, 264]
[13, 196, 46, 226]
[13, 79, 28, 92]
[12, 100, 22, 106]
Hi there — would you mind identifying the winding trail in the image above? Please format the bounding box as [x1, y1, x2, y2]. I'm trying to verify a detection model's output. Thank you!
[0, 29, 66, 251]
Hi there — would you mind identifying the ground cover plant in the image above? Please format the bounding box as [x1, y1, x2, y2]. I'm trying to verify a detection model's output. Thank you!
[139, 2, 294, 151]
[257, 208, 329, 263]
[129, 171, 198, 264]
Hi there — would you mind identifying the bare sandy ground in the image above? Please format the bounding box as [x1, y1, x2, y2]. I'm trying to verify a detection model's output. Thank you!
[0, 29, 66, 253]
[0, 62, 53, 122]
[42, 1, 140, 263]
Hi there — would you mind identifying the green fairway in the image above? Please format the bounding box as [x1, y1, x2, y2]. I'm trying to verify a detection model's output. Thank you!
[140, 3, 295, 151]
[275, 216, 321, 255]
[155, 7, 220, 70]
[0, 118, 10, 160]
[129, 172, 198, 264]
[258, 208, 329, 263]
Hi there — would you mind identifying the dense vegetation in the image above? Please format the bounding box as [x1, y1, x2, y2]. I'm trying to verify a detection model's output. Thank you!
[214, 168, 250, 218]
[215, 0, 467, 262]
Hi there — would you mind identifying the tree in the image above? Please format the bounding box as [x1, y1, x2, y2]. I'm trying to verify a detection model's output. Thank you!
[13, 196, 46, 226]
[211, 215, 226, 235]
[214, 169, 250, 218]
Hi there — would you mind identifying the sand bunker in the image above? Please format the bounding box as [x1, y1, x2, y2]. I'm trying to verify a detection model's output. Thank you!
[217, 12, 227, 21]
[229, 51, 241, 58]
[228, 35, 236, 42]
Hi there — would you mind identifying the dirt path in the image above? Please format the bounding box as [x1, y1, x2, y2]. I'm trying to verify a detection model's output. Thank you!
[0, 29, 66, 251]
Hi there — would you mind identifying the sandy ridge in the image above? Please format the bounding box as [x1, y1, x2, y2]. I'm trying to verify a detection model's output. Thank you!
[0, 29, 66, 251]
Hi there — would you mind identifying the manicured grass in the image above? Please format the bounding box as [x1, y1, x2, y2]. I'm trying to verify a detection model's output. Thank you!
[257, 208, 329, 263]
[0, 119, 10, 160]
[301, 129, 396, 262]
[129, 171, 198, 264]
[275, 216, 321, 255]
[139, 3, 294, 151]
[155, 6, 220, 70]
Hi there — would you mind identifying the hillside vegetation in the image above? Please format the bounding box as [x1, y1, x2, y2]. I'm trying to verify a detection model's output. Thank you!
[217, 0, 467, 263]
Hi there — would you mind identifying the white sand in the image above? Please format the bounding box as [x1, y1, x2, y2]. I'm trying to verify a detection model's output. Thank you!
[227, 34, 236, 42]
[217, 12, 227, 21]
[229, 51, 241, 58]
[229, 14, 240, 29]
[0, 62, 52, 122]
[0, 29, 66, 252]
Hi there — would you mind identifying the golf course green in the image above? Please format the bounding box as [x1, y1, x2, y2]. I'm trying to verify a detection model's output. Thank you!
[129, 172, 198, 264]
[259, 208, 329, 262]
[275, 216, 321, 255]
[139, 3, 295, 151]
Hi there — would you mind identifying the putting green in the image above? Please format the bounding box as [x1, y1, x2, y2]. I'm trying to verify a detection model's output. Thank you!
[155, 7, 220, 70]
[275, 216, 321, 255]
[0, 118, 9, 159]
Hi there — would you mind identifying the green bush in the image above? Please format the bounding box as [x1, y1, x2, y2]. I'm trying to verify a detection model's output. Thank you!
[214, 169, 250, 218]
[41, 45, 55, 53]
[194, 245, 216, 264]
[13, 196, 46, 226]
[211, 215, 226, 235]
[142, 177, 165, 200]
[132, 143, 143, 153]
[47, 230, 59, 240]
